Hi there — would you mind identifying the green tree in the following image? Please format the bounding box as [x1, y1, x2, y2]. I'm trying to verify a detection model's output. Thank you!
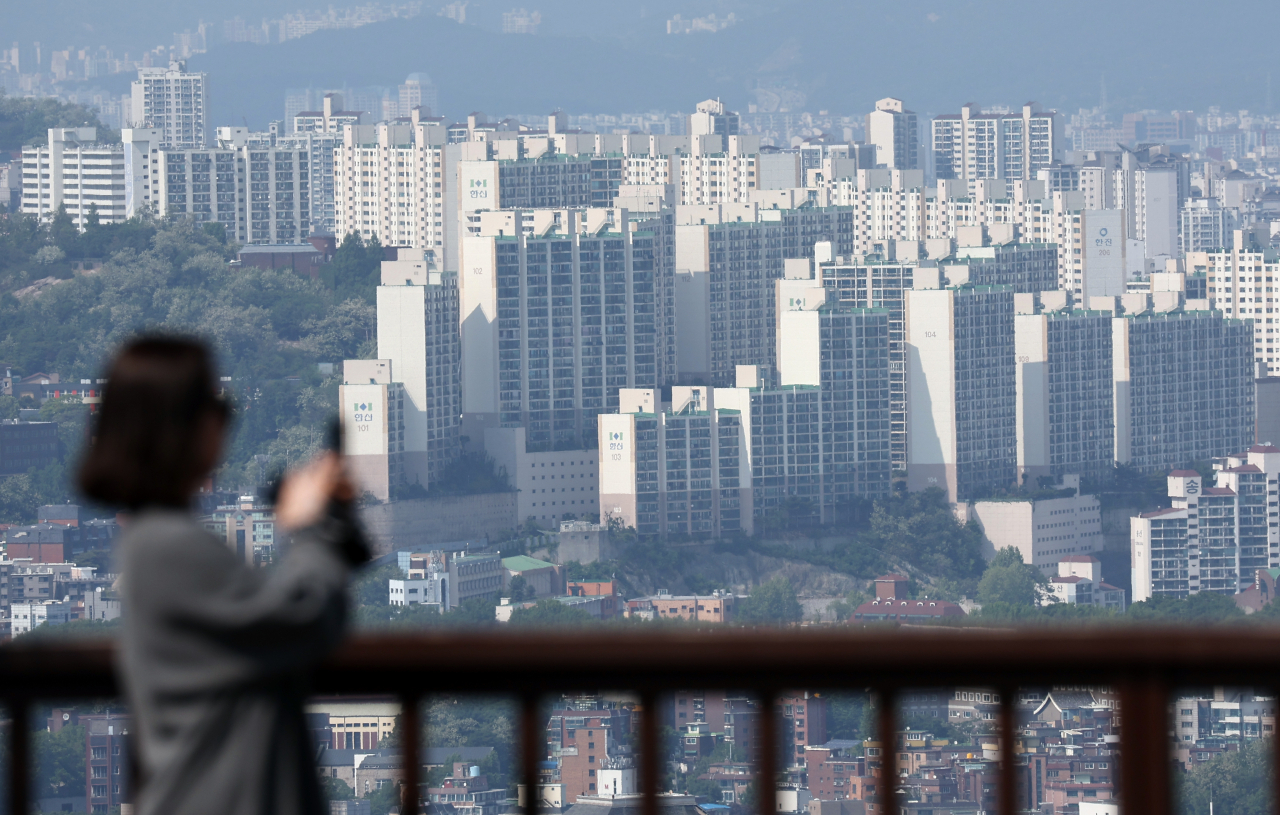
[33, 723, 86, 798]
[976, 547, 1044, 607]
[1128, 592, 1246, 623]
[0, 90, 117, 152]
[1178, 738, 1270, 815]
[736, 577, 803, 625]
[508, 598, 594, 627]
[49, 205, 78, 253]
[505, 575, 536, 602]
[365, 780, 402, 815]
[320, 776, 355, 802]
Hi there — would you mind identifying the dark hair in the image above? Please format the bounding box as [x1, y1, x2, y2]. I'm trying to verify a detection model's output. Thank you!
[78, 337, 229, 509]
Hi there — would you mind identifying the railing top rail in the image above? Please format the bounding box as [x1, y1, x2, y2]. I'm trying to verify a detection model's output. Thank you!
[1, 625, 1278, 699]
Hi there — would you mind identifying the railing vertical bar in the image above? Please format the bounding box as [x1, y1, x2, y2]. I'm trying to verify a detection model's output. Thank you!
[640, 691, 659, 815]
[1119, 676, 1171, 815]
[521, 692, 542, 815]
[758, 690, 778, 815]
[1274, 685, 1280, 815]
[9, 700, 27, 815]
[998, 687, 1017, 815]
[877, 688, 897, 815]
[400, 695, 420, 815]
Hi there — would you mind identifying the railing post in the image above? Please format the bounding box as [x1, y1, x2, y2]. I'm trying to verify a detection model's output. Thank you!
[998, 687, 1018, 815]
[9, 700, 26, 815]
[1119, 676, 1171, 815]
[758, 691, 778, 815]
[521, 692, 542, 815]
[877, 689, 897, 815]
[640, 691, 659, 815]
[399, 695, 420, 815]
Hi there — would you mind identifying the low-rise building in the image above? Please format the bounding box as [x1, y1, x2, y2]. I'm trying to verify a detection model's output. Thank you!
[502, 555, 562, 597]
[200, 494, 277, 566]
[1047, 557, 1126, 611]
[558, 521, 613, 565]
[959, 475, 1104, 574]
[624, 590, 741, 622]
[11, 598, 74, 635]
[850, 574, 965, 625]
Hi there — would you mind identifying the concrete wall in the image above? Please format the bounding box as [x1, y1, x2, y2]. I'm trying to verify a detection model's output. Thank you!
[358, 492, 517, 557]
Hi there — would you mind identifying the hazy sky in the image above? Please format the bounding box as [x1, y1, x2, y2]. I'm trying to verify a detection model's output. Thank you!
[17, 0, 1280, 125]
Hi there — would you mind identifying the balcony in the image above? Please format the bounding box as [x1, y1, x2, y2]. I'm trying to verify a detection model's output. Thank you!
[0, 626, 1275, 815]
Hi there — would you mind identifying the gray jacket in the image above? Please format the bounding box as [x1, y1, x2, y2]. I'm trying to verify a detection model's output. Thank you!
[118, 508, 366, 815]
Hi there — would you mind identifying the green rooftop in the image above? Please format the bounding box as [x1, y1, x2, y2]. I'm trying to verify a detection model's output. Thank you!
[502, 555, 556, 572]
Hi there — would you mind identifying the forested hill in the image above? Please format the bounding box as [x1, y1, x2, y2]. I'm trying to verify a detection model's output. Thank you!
[0, 208, 387, 510]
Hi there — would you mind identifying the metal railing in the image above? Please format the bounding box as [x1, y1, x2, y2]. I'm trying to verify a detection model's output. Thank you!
[3, 626, 1280, 815]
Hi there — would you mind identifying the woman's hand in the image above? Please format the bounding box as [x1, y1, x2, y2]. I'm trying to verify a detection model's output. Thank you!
[275, 452, 356, 531]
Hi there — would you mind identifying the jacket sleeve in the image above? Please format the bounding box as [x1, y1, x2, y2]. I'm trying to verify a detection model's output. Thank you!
[129, 511, 370, 693]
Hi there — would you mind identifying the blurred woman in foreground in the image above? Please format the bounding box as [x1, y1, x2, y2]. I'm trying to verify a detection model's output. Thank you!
[79, 337, 369, 815]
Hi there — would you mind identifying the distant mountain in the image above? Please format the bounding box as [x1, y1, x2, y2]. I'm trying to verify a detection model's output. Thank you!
[23, 0, 1279, 129]
[186, 0, 1279, 129]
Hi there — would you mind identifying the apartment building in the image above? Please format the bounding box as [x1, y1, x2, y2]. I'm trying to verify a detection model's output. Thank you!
[334, 119, 449, 255]
[865, 97, 919, 171]
[1197, 228, 1280, 376]
[754, 281, 894, 517]
[293, 92, 364, 134]
[122, 128, 311, 244]
[905, 285, 1018, 501]
[674, 204, 855, 385]
[932, 103, 1063, 182]
[599, 387, 751, 538]
[1111, 304, 1254, 472]
[20, 128, 127, 226]
[459, 207, 674, 451]
[818, 254, 916, 470]
[339, 359, 407, 502]
[130, 61, 208, 148]
[1131, 446, 1280, 601]
[275, 129, 341, 235]
[1180, 198, 1233, 254]
[372, 251, 461, 492]
[599, 299, 892, 534]
[1014, 295, 1115, 482]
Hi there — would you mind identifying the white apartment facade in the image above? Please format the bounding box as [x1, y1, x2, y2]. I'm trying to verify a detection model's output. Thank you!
[932, 103, 1063, 182]
[1194, 229, 1280, 376]
[123, 128, 311, 244]
[339, 359, 407, 503]
[1132, 446, 1280, 601]
[904, 284, 1018, 501]
[374, 251, 461, 492]
[458, 206, 674, 451]
[21, 128, 127, 226]
[334, 120, 449, 254]
[130, 61, 208, 148]
[866, 97, 919, 171]
[1111, 304, 1254, 472]
[1014, 298, 1114, 482]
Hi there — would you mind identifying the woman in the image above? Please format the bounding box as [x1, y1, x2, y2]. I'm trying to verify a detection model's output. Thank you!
[79, 337, 370, 815]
